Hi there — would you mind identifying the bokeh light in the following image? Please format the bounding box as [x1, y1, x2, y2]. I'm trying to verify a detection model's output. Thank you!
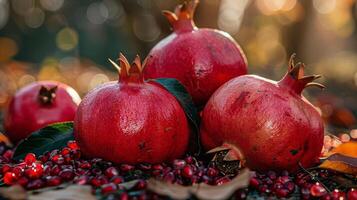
[0, 0, 9, 30]
[56, 28, 79, 51]
[40, 0, 64, 11]
[24, 7, 45, 28]
[0, 37, 18, 61]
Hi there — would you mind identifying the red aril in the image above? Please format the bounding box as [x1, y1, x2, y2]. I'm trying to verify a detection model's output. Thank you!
[74, 54, 190, 164]
[143, 0, 247, 106]
[200, 55, 324, 171]
[4, 81, 81, 143]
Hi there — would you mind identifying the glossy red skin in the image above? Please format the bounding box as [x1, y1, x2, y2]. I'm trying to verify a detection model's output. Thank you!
[74, 81, 190, 164]
[200, 75, 324, 171]
[144, 28, 247, 106]
[4, 81, 81, 143]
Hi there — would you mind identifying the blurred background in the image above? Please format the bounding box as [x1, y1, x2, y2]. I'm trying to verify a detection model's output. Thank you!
[0, 0, 356, 135]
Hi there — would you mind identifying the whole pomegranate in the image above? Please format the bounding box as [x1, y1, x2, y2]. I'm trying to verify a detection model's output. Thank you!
[4, 81, 81, 143]
[74, 54, 190, 164]
[143, 0, 247, 106]
[200, 55, 325, 171]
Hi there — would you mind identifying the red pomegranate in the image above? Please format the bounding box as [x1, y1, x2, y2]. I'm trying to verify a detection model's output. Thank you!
[143, 0, 247, 106]
[200, 55, 325, 171]
[74, 54, 190, 164]
[4, 81, 81, 143]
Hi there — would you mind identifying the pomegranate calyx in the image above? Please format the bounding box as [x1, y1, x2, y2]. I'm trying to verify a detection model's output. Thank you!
[109, 53, 144, 83]
[38, 85, 57, 105]
[279, 54, 325, 94]
[162, 0, 198, 32]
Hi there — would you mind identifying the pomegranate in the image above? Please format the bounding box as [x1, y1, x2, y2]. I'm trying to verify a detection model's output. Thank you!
[143, 0, 247, 106]
[74, 54, 190, 164]
[200, 55, 325, 171]
[4, 81, 81, 143]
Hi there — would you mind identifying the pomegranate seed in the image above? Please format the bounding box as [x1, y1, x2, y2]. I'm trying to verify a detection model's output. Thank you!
[185, 156, 194, 164]
[215, 176, 230, 185]
[134, 180, 147, 190]
[163, 172, 175, 183]
[3, 150, 13, 160]
[59, 169, 74, 181]
[273, 182, 284, 190]
[104, 167, 119, 178]
[236, 189, 247, 200]
[79, 161, 91, 169]
[67, 140, 79, 150]
[90, 177, 102, 187]
[277, 175, 290, 184]
[4, 172, 17, 185]
[50, 165, 61, 176]
[322, 194, 332, 200]
[17, 177, 29, 187]
[310, 183, 327, 197]
[91, 168, 102, 175]
[276, 188, 289, 198]
[26, 179, 44, 190]
[120, 164, 134, 172]
[250, 178, 260, 189]
[207, 167, 218, 177]
[173, 159, 186, 169]
[331, 189, 345, 200]
[110, 176, 124, 184]
[51, 155, 64, 165]
[61, 147, 71, 156]
[182, 166, 193, 178]
[24, 153, 36, 165]
[119, 192, 129, 200]
[138, 163, 151, 171]
[284, 181, 295, 192]
[72, 150, 81, 160]
[63, 154, 72, 164]
[347, 189, 357, 200]
[101, 183, 117, 194]
[12, 166, 24, 177]
[258, 184, 270, 194]
[39, 155, 49, 163]
[46, 176, 62, 186]
[152, 164, 163, 171]
[25, 163, 44, 179]
[267, 171, 277, 180]
[74, 175, 89, 185]
[281, 170, 289, 176]
[1, 164, 11, 174]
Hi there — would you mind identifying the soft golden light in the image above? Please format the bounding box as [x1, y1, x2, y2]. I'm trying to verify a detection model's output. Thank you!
[0, 37, 18, 61]
[56, 28, 79, 51]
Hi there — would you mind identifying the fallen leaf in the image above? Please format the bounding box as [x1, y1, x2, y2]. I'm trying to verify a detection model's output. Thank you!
[328, 141, 357, 157]
[147, 168, 251, 200]
[320, 153, 357, 175]
[0, 185, 27, 200]
[28, 185, 96, 200]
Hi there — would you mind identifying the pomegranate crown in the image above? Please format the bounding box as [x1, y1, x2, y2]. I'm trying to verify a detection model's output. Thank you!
[109, 53, 144, 83]
[162, 0, 198, 32]
[38, 85, 58, 105]
[279, 54, 325, 94]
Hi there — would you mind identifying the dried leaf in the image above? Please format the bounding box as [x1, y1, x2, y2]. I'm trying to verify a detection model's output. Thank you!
[320, 154, 357, 175]
[147, 168, 251, 200]
[0, 185, 27, 200]
[328, 141, 357, 157]
[28, 185, 96, 200]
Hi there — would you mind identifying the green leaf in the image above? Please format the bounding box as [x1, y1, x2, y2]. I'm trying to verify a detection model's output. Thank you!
[152, 78, 201, 154]
[13, 122, 74, 161]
